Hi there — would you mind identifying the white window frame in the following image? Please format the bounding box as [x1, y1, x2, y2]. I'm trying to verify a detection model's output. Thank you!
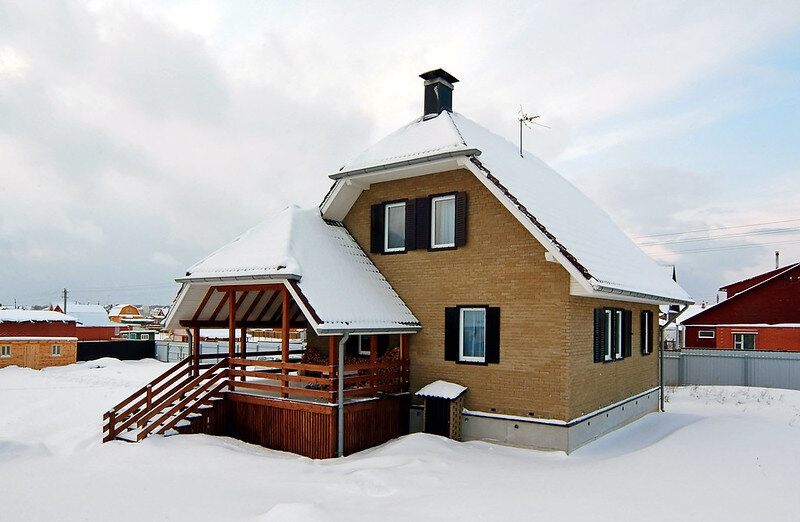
[356, 335, 370, 356]
[642, 311, 653, 354]
[698, 330, 715, 339]
[615, 310, 624, 359]
[459, 308, 486, 363]
[1, 345, 10, 357]
[383, 201, 406, 253]
[733, 332, 756, 350]
[431, 195, 456, 249]
[52, 345, 62, 356]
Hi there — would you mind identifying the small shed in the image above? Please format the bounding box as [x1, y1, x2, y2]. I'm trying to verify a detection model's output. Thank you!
[416, 380, 467, 441]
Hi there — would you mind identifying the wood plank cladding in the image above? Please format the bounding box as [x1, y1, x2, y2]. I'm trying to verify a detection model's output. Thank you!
[203, 393, 409, 458]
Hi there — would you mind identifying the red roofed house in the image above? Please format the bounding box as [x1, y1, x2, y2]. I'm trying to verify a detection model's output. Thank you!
[0, 310, 78, 369]
[683, 262, 800, 351]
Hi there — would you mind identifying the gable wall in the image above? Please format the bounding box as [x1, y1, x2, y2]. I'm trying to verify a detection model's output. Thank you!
[344, 169, 572, 420]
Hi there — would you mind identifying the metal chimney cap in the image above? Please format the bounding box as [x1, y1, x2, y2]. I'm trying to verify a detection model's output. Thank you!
[419, 68, 459, 85]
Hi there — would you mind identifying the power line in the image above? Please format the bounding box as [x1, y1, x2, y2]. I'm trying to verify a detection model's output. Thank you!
[635, 218, 800, 239]
[645, 238, 800, 257]
[638, 226, 800, 246]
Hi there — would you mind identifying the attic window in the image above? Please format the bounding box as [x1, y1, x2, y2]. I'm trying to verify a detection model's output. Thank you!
[431, 195, 455, 248]
[384, 202, 406, 252]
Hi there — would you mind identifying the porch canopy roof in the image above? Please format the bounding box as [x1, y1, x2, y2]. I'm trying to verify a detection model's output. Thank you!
[164, 206, 420, 335]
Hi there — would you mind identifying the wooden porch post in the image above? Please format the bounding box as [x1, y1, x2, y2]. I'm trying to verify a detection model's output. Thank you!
[192, 327, 200, 377]
[329, 335, 338, 403]
[240, 326, 247, 382]
[281, 287, 290, 398]
[228, 290, 236, 390]
[370, 335, 378, 397]
[400, 334, 409, 391]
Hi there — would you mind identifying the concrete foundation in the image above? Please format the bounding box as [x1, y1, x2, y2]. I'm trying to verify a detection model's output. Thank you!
[410, 388, 659, 453]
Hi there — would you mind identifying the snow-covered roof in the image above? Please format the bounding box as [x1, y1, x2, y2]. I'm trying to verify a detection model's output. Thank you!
[55, 303, 119, 328]
[108, 304, 139, 317]
[0, 310, 77, 323]
[324, 111, 692, 305]
[416, 380, 467, 400]
[167, 206, 419, 334]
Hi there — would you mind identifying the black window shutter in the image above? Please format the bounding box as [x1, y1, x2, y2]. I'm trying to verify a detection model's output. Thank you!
[485, 307, 500, 364]
[370, 204, 384, 253]
[640, 311, 647, 355]
[622, 310, 632, 358]
[455, 191, 468, 247]
[593, 308, 604, 363]
[444, 307, 459, 361]
[415, 197, 431, 249]
[405, 200, 416, 250]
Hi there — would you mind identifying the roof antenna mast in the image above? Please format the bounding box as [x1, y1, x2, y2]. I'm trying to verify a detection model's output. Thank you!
[518, 106, 549, 158]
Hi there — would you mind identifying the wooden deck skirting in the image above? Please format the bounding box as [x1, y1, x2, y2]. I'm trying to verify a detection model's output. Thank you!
[198, 392, 410, 458]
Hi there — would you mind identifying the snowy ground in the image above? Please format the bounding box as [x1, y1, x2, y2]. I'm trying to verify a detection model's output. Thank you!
[1, 359, 799, 521]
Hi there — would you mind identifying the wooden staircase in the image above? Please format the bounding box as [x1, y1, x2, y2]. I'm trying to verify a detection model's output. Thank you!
[103, 357, 229, 443]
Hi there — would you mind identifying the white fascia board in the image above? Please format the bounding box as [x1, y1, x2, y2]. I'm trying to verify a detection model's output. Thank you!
[460, 158, 597, 296]
[314, 324, 421, 335]
[321, 156, 467, 221]
[283, 281, 321, 334]
[163, 283, 188, 330]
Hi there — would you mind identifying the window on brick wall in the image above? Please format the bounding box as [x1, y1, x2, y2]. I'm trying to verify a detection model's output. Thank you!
[1, 345, 10, 357]
[52, 345, 61, 356]
[370, 192, 467, 254]
[593, 307, 631, 363]
[444, 305, 500, 364]
[640, 310, 654, 355]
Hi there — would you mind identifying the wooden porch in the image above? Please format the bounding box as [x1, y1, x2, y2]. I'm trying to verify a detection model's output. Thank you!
[103, 281, 412, 458]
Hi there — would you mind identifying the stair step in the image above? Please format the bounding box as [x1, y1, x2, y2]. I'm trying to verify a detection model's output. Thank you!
[116, 429, 142, 442]
[186, 413, 202, 419]
[175, 419, 191, 428]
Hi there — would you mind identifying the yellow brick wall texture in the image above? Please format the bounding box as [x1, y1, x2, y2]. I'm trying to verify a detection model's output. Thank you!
[343, 168, 658, 422]
[0, 340, 78, 370]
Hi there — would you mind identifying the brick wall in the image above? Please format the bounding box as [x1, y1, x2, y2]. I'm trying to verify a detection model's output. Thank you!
[0, 339, 78, 369]
[567, 297, 659, 420]
[343, 167, 659, 422]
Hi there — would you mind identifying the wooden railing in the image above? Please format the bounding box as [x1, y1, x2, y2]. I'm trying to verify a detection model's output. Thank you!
[103, 352, 409, 443]
[103, 358, 228, 442]
[228, 357, 408, 403]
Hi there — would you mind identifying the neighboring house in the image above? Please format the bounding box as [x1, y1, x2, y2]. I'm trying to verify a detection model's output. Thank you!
[684, 262, 800, 351]
[105, 69, 691, 456]
[0, 310, 78, 369]
[108, 304, 149, 325]
[51, 302, 123, 341]
[661, 303, 708, 350]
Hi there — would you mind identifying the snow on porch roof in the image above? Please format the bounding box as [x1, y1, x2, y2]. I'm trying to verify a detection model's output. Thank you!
[329, 111, 692, 305]
[174, 206, 419, 333]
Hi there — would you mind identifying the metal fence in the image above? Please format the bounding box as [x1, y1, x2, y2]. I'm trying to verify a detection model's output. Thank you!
[155, 340, 305, 363]
[664, 349, 800, 391]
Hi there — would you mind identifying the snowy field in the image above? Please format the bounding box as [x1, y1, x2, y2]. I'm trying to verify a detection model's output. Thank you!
[1, 359, 799, 521]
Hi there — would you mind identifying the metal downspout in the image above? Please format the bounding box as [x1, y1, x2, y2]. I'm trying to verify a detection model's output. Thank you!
[660, 305, 688, 412]
[337, 332, 350, 457]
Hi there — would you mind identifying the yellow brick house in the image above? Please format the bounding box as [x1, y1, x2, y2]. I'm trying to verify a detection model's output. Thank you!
[118, 69, 691, 456]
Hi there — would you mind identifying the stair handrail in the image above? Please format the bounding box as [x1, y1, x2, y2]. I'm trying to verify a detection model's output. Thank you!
[103, 358, 227, 442]
[143, 370, 230, 439]
[127, 358, 228, 438]
[104, 357, 193, 421]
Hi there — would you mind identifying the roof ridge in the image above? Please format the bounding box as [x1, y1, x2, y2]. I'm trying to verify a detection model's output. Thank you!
[445, 111, 468, 147]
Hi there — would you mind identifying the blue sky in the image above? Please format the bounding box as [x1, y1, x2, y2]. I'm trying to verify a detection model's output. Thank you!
[0, 1, 799, 307]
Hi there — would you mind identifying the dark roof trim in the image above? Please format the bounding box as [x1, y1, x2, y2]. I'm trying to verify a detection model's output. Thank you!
[288, 279, 323, 326]
[469, 156, 593, 281]
[331, 148, 482, 180]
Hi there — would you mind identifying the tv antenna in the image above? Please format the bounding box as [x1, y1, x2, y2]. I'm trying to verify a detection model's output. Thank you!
[518, 106, 549, 157]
